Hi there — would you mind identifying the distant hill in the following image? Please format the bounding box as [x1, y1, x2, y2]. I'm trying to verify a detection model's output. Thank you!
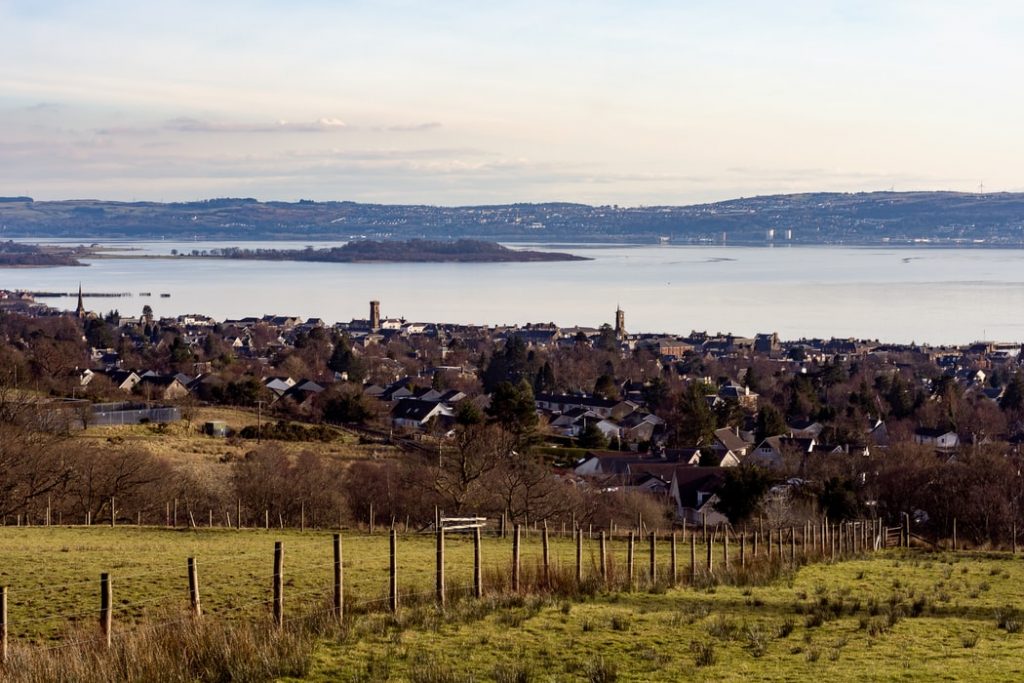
[2, 192, 1023, 245]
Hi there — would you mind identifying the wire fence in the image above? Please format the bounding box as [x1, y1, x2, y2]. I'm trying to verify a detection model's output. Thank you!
[0, 518, 895, 662]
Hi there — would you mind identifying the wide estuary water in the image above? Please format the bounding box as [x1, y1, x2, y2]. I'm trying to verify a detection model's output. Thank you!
[4, 241, 1024, 345]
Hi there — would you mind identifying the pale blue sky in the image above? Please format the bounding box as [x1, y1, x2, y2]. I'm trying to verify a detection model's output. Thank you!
[1, 1, 1021, 204]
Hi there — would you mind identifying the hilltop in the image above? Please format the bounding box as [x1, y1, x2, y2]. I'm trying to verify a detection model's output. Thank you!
[2, 191, 1024, 244]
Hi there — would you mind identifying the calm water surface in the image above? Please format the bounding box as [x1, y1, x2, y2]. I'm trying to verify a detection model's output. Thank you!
[4, 241, 1024, 344]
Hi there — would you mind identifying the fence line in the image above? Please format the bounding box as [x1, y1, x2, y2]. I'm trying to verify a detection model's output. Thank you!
[3, 515, 1005, 655]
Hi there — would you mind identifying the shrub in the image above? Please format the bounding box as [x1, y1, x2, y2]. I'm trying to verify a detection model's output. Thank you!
[690, 640, 717, 667]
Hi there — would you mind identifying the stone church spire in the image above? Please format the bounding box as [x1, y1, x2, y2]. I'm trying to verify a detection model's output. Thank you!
[75, 283, 86, 319]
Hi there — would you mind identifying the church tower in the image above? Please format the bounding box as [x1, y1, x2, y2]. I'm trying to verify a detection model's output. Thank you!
[370, 300, 381, 330]
[614, 305, 625, 339]
[75, 284, 86, 319]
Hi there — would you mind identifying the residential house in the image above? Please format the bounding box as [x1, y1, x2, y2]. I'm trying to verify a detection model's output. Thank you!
[669, 467, 729, 525]
[748, 436, 815, 468]
[535, 393, 639, 421]
[263, 376, 296, 397]
[712, 427, 751, 458]
[391, 398, 454, 431]
[137, 375, 189, 401]
[914, 428, 959, 452]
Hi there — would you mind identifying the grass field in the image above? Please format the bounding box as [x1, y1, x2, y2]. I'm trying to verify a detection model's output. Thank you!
[74, 406, 394, 466]
[0, 526, 623, 642]
[3, 527, 1024, 681]
[304, 553, 1024, 682]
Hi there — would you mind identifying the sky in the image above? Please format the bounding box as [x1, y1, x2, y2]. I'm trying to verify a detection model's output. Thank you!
[1, 0, 1022, 205]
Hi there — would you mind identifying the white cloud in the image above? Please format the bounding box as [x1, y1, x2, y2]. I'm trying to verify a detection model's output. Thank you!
[163, 117, 349, 133]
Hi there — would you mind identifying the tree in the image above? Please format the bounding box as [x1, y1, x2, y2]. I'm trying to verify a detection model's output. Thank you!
[534, 361, 557, 394]
[755, 404, 787, 443]
[713, 465, 772, 525]
[577, 420, 609, 449]
[818, 476, 860, 520]
[232, 446, 346, 525]
[486, 380, 538, 447]
[482, 335, 531, 391]
[593, 373, 618, 400]
[642, 377, 671, 412]
[84, 318, 115, 348]
[667, 381, 717, 446]
[596, 324, 618, 352]
[432, 422, 510, 513]
[320, 386, 373, 424]
[327, 337, 366, 382]
[1000, 371, 1024, 414]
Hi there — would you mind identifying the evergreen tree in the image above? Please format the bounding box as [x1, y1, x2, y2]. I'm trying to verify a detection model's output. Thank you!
[755, 404, 787, 443]
[534, 361, 557, 394]
[713, 465, 771, 525]
[487, 379, 538, 448]
[328, 337, 366, 382]
[670, 381, 717, 446]
[577, 420, 609, 449]
[1001, 371, 1024, 414]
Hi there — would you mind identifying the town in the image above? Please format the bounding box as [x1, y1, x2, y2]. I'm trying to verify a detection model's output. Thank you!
[2, 287, 1023, 545]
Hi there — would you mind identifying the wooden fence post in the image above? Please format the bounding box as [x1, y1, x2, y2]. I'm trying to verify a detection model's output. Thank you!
[576, 527, 583, 585]
[500, 512, 507, 539]
[273, 542, 284, 628]
[952, 518, 958, 551]
[702, 512, 708, 545]
[473, 527, 483, 598]
[690, 532, 697, 582]
[670, 532, 678, 584]
[188, 557, 201, 617]
[300, 502, 305, 532]
[904, 513, 911, 549]
[389, 529, 398, 613]
[542, 522, 550, 586]
[599, 531, 608, 582]
[649, 531, 657, 584]
[368, 502, 374, 535]
[333, 534, 343, 620]
[100, 573, 112, 648]
[110, 497, 115, 528]
[740, 532, 746, 568]
[511, 524, 522, 592]
[706, 532, 714, 573]
[723, 528, 729, 569]
[1, 585, 7, 665]
[626, 531, 635, 587]
[753, 530, 759, 558]
[436, 527, 445, 607]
